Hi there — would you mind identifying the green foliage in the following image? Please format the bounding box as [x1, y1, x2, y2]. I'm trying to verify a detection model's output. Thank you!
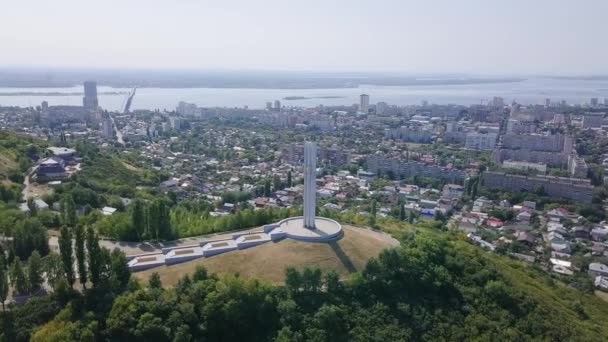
[12, 218, 49, 260]
[10, 259, 28, 295]
[10, 224, 608, 341]
[109, 249, 131, 293]
[489, 208, 515, 222]
[74, 225, 87, 289]
[27, 251, 44, 292]
[1, 296, 61, 342]
[148, 272, 162, 289]
[59, 225, 75, 288]
[171, 206, 295, 238]
[86, 226, 102, 288]
[61, 195, 77, 227]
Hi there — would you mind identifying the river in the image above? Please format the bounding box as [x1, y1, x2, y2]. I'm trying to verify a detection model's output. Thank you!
[0, 77, 607, 112]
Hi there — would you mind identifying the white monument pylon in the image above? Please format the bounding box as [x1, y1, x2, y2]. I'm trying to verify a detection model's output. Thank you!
[303, 141, 317, 229]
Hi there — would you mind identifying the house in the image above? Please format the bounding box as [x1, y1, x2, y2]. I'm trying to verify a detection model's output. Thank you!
[458, 221, 477, 234]
[419, 199, 438, 209]
[34, 199, 49, 210]
[591, 228, 608, 242]
[254, 198, 269, 208]
[47, 146, 77, 164]
[473, 197, 493, 212]
[509, 253, 535, 263]
[546, 231, 566, 243]
[550, 258, 572, 269]
[547, 208, 569, 222]
[591, 243, 606, 256]
[516, 211, 532, 224]
[572, 226, 590, 240]
[36, 157, 67, 181]
[102, 207, 117, 216]
[442, 184, 464, 199]
[317, 189, 333, 199]
[322, 203, 341, 211]
[486, 218, 504, 229]
[547, 222, 568, 235]
[551, 241, 571, 254]
[160, 179, 178, 189]
[595, 276, 608, 290]
[222, 203, 236, 213]
[588, 263, 608, 278]
[516, 231, 535, 246]
[552, 265, 574, 276]
[522, 201, 536, 210]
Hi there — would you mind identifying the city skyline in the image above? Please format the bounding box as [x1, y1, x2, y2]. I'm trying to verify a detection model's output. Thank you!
[1, 0, 608, 74]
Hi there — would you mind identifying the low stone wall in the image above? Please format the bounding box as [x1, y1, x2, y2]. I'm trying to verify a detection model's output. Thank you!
[127, 217, 343, 272]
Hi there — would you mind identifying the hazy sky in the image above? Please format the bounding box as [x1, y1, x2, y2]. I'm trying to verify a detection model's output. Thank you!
[2, 0, 607, 74]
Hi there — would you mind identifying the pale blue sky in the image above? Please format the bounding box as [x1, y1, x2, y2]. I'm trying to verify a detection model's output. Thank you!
[2, 0, 607, 74]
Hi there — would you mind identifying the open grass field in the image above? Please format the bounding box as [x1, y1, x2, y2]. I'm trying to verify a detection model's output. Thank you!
[134, 225, 399, 286]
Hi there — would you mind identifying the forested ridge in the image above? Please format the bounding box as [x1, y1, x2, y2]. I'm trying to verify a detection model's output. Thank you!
[2, 228, 608, 341]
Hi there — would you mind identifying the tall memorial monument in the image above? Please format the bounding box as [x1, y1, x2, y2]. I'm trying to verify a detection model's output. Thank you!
[275, 141, 343, 242]
[303, 141, 317, 229]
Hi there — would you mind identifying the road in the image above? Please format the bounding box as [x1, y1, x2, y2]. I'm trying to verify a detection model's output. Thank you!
[109, 113, 125, 145]
[21, 166, 37, 201]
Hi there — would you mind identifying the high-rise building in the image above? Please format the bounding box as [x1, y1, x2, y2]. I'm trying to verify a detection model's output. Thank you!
[376, 101, 387, 115]
[591, 98, 599, 107]
[266, 102, 273, 110]
[359, 94, 369, 114]
[101, 118, 114, 139]
[582, 112, 604, 129]
[83, 81, 99, 110]
[177, 101, 197, 116]
[274, 100, 281, 111]
[492, 96, 504, 108]
[545, 98, 551, 107]
[303, 142, 317, 229]
[170, 116, 182, 130]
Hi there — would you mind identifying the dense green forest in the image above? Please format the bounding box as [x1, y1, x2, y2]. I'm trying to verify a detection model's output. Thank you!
[2, 228, 608, 341]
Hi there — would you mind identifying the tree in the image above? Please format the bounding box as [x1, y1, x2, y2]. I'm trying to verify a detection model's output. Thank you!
[131, 199, 146, 240]
[435, 211, 446, 222]
[264, 179, 272, 197]
[86, 226, 102, 287]
[11, 259, 28, 295]
[368, 200, 377, 227]
[273, 175, 283, 192]
[148, 199, 172, 241]
[287, 171, 293, 188]
[43, 252, 65, 291]
[0, 257, 8, 311]
[12, 218, 49, 260]
[59, 225, 75, 288]
[285, 267, 302, 294]
[399, 203, 406, 221]
[110, 248, 131, 292]
[27, 198, 37, 217]
[192, 265, 208, 282]
[74, 225, 87, 289]
[149, 272, 162, 289]
[27, 251, 43, 291]
[61, 195, 77, 227]
[371, 200, 377, 218]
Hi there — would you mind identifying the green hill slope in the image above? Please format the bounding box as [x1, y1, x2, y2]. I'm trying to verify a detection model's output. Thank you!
[19, 224, 608, 341]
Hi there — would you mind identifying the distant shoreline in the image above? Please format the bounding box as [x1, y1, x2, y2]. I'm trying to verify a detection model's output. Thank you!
[283, 96, 346, 100]
[0, 77, 526, 90]
[0, 91, 128, 96]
